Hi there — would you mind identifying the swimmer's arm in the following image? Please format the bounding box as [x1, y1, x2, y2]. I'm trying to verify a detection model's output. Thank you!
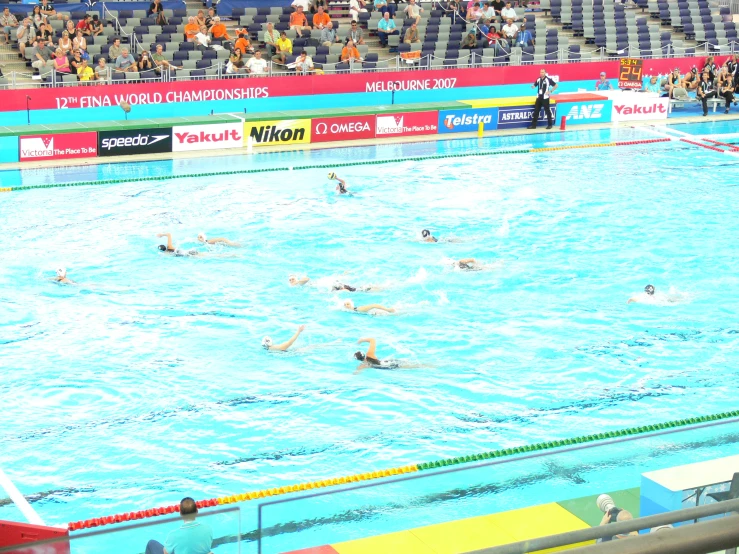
[458, 258, 476, 264]
[157, 232, 174, 250]
[357, 337, 377, 359]
[272, 324, 305, 351]
[627, 297, 638, 304]
[357, 304, 395, 313]
[354, 362, 369, 375]
[208, 237, 241, 247]
[335, 177, 347, 190]
[297, 276, 310, 285]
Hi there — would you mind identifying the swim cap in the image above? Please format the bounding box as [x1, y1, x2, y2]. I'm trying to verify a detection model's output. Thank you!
[645, 284, 655, 295]
[158, 244, 167, 251]
[328, 172, 336, 179]
[422, 229, 431, 237]
[197, 232, 207, 242]
[262, 337, 273, 348]
[343, 299, 354, 310]
[354, 351, 365, 361]
[288, 274, 297, 284]
[57, 267, 66, 278]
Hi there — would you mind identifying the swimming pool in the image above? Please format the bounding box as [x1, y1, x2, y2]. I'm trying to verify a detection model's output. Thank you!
[1, 121, 739, 550]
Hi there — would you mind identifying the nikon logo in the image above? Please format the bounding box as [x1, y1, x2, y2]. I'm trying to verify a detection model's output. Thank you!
[249, 125, 306, 143]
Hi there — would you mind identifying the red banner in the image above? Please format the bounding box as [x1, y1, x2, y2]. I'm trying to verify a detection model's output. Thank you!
[375, 111, 438, 137]
[19, 132, 97, 161]
[311, 115, 376, 143]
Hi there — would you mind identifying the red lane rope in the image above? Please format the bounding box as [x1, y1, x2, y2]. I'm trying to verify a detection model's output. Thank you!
[680, 138, 726, 152]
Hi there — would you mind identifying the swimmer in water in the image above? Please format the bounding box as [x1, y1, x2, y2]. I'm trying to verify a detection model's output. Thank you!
[290, 275, 376, 292]
[262, 324, 306, 352]
[52, 267, 74, 284]
[421, 229, 438, 243]
[197, 233, 241, 247]
[353, 337, 425, 373]
[628, 284, 656, 304]
[328, 172, 349, 194]
[455, 258, 483, 271]
[343, 300, 395, 313]
[289, 274, 311, 286]
[157, 233, 200, 257]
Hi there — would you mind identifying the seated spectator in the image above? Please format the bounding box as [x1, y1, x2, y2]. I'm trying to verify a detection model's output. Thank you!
[291, 0, 311, 11]
[73, 29, 87, 56]
[310, 0, 328, 14]
[374, 0, 396, 17]
[69, 48, 83, 73]
[16, 19, 35, 58]
[94, 57, 110, 80]
[273, 30, 292, 65]
[204, 7, 217, 28]
[65, 19, 76, 37]
[76, 14, 92, 36]
[347, 20, 365, 45]
[501, 17, 518, 42]
[595, 71, 613, 91]
[404, 0, 424, 24]
[404, 21, 420, 43]
[195, 25, 210, 48]
[447, 0, 463, 21]
[500, 0, 517, 21]
[718, 66, 735, 113]
[263, 22, 280, 55]
[225, 58, 244, 74]
[289, 6, 310, 38]
[681, 66, 699, 90]
[234, 33, 252, 54]
[108, 37, 123, 61]
[482, 1, 496, 19]
[77, 58, 94, 81]
[53, 47, 71, 73]
[492, 0, 505, 16]
[138, 50, 154, 71]
[1, 7, 19, 45]
[461, 29, 477, 49]
[642, 74, 661, 93]
[664, 67, 682, 98]
[295, 50, 314, 73]
[467, 2, 483, 21]
[341, 38, 361, 61]
[184, 16, 199, 42]
[377, 12, 398, 47]
[349, 0, 367, 22]
[115, 47, 137, 72]
[516, 20, 533, 46]
[31, 38, 55, 72]
[246, 49, 269, 74]
[195, 9, 207, 28]
[90, 15, 103, 37]
[39, 0, 68, 22]
[210, 17, 230, 40]
[32, 7, 53, 41]
[229, 47, 243, 65]
[313, 6, 331, 29]
[59, 30, 72, 54]
[486, 24, 501, 47]
[148, 0, 164, 18]
[320, 20, 339, 46]
[144, 498, 212, 554]
[697, 70, 717, 116]
[152, 44, 181, 73]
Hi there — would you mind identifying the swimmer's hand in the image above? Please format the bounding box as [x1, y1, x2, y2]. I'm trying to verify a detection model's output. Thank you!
[157, 232, 174, 250]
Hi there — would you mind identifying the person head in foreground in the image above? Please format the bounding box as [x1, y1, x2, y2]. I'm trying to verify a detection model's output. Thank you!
[179, 497, 198, 520]
[144, 496, 213, 554]
[596, 494, 638, 541]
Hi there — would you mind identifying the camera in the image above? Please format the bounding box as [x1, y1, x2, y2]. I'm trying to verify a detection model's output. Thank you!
[596, 494, 616, 514]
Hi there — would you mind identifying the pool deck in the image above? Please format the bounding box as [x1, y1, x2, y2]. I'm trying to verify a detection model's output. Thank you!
[283, 487, 641, 554]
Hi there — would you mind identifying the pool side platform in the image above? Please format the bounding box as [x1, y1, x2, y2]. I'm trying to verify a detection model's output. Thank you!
[284, 487, 640, 554]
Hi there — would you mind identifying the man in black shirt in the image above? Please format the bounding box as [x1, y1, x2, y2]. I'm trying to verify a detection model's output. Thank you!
[527, 69, 557, 129]
[697, 71, 716, 116]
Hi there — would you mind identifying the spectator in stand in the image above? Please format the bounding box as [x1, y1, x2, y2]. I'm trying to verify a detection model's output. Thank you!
[73, 29, 87, 57]
[310, 0, 328, 14]
[59, 30, 72, 54]
[404, 21, 420, 43]
[347, 20, 365, 45]
[229, 47, 243, 65]
[718, 65, 735, 113]
[313, 6, 331, 29]
[479, 18, 491, 36]
[210, 17, 230, 40]
[482, 1, 496, 19]
[501, 17, 518, 43]
[108, 37, 123, 60]
[144, 498, 212, 554]
[152, 44, 181, 73]
[377, 12, 398, 47]
[291, 0, 311, 12]
[486, 24, 502, 50]
[595, 71, 613, 90]
[204, 8, 217, 28]
[95, 57, 110, 80]
[289, 6, 310, 38]
[64, 19, 76, 38]
[1, 7, 18, 45]
[234, 33, 252, 54]
[447, 0, 463, 22]
[680, 66, 699, 90]
[527, 68, 557, 129]
[467, 2, 483, 22]
[16, 19, 35, 58]
[374, 0, 396, 18]
[404, 0, 424, 24]
[461, 29, 477, 49]
[32, 6, 53, 41]
[76, 14, 92, 36]
[516, 19, 532, 46]
[500, 0, 517, 21]
[664, 67, 682, 98]
[148, 0, 164, 18]
[184, 16, 200, 42]
[138, 49, 154, 72]
[263, 22, 280, 56]
[320, 21, 339, 46]
[273, 30, 292, 65]
[295, 50, 314, 73]
[349, 0, 367, 22]
[195, 9, 207, 27]
[703, 55, 717, 80]
[53, 47, 71, 73]
[90, 15, 103, 37]
[39, 0, 68, 22]
[642, 74, 661, 93]
[225, 58, 244, 74]
[697, 70, 716, 116]
[115, 46, 137, 72]
[341, 38, 361, 61]
[78, 58, 94, 81]
[31, 38, 55, 72]
[195, 24, 210, 48]
[246, 49, 269, 74]
[69, 47, 83, 73]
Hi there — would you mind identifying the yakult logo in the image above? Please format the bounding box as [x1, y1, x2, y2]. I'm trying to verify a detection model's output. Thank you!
[611, 98, 669, 121]
[172, 123, 244, 152]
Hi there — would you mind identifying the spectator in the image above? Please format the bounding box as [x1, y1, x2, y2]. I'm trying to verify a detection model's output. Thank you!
[273, 30, 292, 65]
[108, 37, 123, 60]
[115, 47, 137, 72]
[642, 75, 660, 93]
[703, 55, 717, 80]
[229, 47, 243, 65]
[491, 0, 505, 16]
[374, 0, 396, 18]
[31, 6, 53, 41]
[152, 44, 180, 74]
[204, 7, 217, 28]
[289, 6, 310, 38]
[184, 16, 199, 42]
[31, 38, 55, 72]
[68, 48, 83, 73]
[73, 29, 87, 56]
[664, 67, 682, 98]
[479, 18, 491, 36]
[501, 17, 518, 43]
[64, 19, 76, 38]
[482, 1, 496, 19]
[595, 71, 613, 91]
[90, 15, 103, 37]
[461, 29, 477, 49]
[94, 57, 110, 80]
[76, 14, 92, 36]
[313, 6, 331, 29]
[195, 9, 207, 28]
[310, 0, 328, 14]
[500, 0, 517, 21]
[39, 0, 68, 22]
[349, 0, 367, 22]
[404, 21, 420, 43]
[696, 72, 716, 116]
[516, 20, 532, 46]
[144, 498, 212, 554]
[225, 58, 244, 74]
[77, 58, 94, 81]
[263, 22, 280, 56]
[347, 20, 365, 45]
[16, 19, 35, 58]
[486, 24, 502, 48]
[295, 50, 314, 73]
[727, 53, 739, 92]
[138, 49, 154, 71]
[377, 12, 398, 47]
[341, 38, 361, 61]
[597, 505, 638, 542]
[320, 21, 338, 46]
[194, 24, 210, 48]
[1, 7, 18, 45]
[527, 68, 557, 129]
[680, 66, 699, 90]
[210, 17, 230, 40]
[59, 30, 72, 54]
[246, 49, 269, 74]
[148, 0, 163, 18]
[234, 33, 252, 54]
[467, 2, 483, 21]
[291, 0, 311, 11]
[53, 47, 71, 73]
[404, 0, 424, 24]
[718, 65, 735, 113]
[446, 0, 463, 22]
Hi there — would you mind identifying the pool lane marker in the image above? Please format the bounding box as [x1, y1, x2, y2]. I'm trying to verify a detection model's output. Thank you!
[0, 466, 45, 525]
[1, 139, 674, 194]
[66, 409, 739, 531]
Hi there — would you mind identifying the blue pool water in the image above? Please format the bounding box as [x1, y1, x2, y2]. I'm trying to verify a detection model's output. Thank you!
[1, 122, 739, 548]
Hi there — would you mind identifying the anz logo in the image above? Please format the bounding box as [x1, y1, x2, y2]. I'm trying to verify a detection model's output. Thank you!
[565, 104, 605, 120]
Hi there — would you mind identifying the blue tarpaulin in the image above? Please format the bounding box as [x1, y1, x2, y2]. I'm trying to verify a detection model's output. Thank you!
[215, 0, 292, 15]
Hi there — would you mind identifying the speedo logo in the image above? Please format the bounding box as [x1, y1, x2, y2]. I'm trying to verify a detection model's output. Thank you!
[249, 125, 306, 143]
[101, 134, 169, 150]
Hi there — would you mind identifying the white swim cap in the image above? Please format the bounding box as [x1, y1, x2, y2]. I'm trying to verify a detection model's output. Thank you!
[57, 267, 66, 278]
[262, 337, 272, 348]
[197, 232, 207, 242]
[343, 299, 354, 310]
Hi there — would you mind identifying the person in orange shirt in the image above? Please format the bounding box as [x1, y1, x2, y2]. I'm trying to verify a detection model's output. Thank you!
[210, 16, 230, 40]
[234, 32, 252, 54]
[341, 38, 361, 62]
[184, 16, 199, 42]
[312, 6, 331, 29]
[289, 5, 310, 37]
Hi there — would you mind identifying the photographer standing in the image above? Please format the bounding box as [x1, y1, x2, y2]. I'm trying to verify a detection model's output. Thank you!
[527, 69, 557, 130]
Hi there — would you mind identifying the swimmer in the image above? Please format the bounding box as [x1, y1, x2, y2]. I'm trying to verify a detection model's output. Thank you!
[628, 284, 655, 304]
[52, 267, 74, 284]
[157, 233, 199, 257]
[328, 172, 349, 194]
[421, 229, 438, 243]
[289, 274, 310, 286]
[343, 300, 395, 314]
[197, 233, 241, 247]
[455, 258, 483, 271]
[353, 337, 425, 373]
[262, 324, 306, 352]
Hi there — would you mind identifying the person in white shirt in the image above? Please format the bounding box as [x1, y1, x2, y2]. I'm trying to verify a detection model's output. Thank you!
[501, 18, 518, 41]
[226, 59, 244, 73]
[291, 0, 311, 11]
[482, 2, 496, 19]
[246, 49, 269, 74]
[500, 0, 517, 21]
[349, 0, 368, 22]
[295, 51, 314, 73]
[403, 0, 423, 24]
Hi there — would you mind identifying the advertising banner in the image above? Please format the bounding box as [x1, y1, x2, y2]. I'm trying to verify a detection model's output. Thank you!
[375, 111, 438, 137]
[438, 108, 499, 134]
[311, 115, 376, 143]
[559, 100, 613, 125]
[19, 132, 97, 162]
[172, 122, 244, 152]
[0, 136, 19, 164]
[607, 93, 669, 121]
[497, 105, 558, 129]
[98, 128, 173, 157]
[245, 119, 311, 146]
